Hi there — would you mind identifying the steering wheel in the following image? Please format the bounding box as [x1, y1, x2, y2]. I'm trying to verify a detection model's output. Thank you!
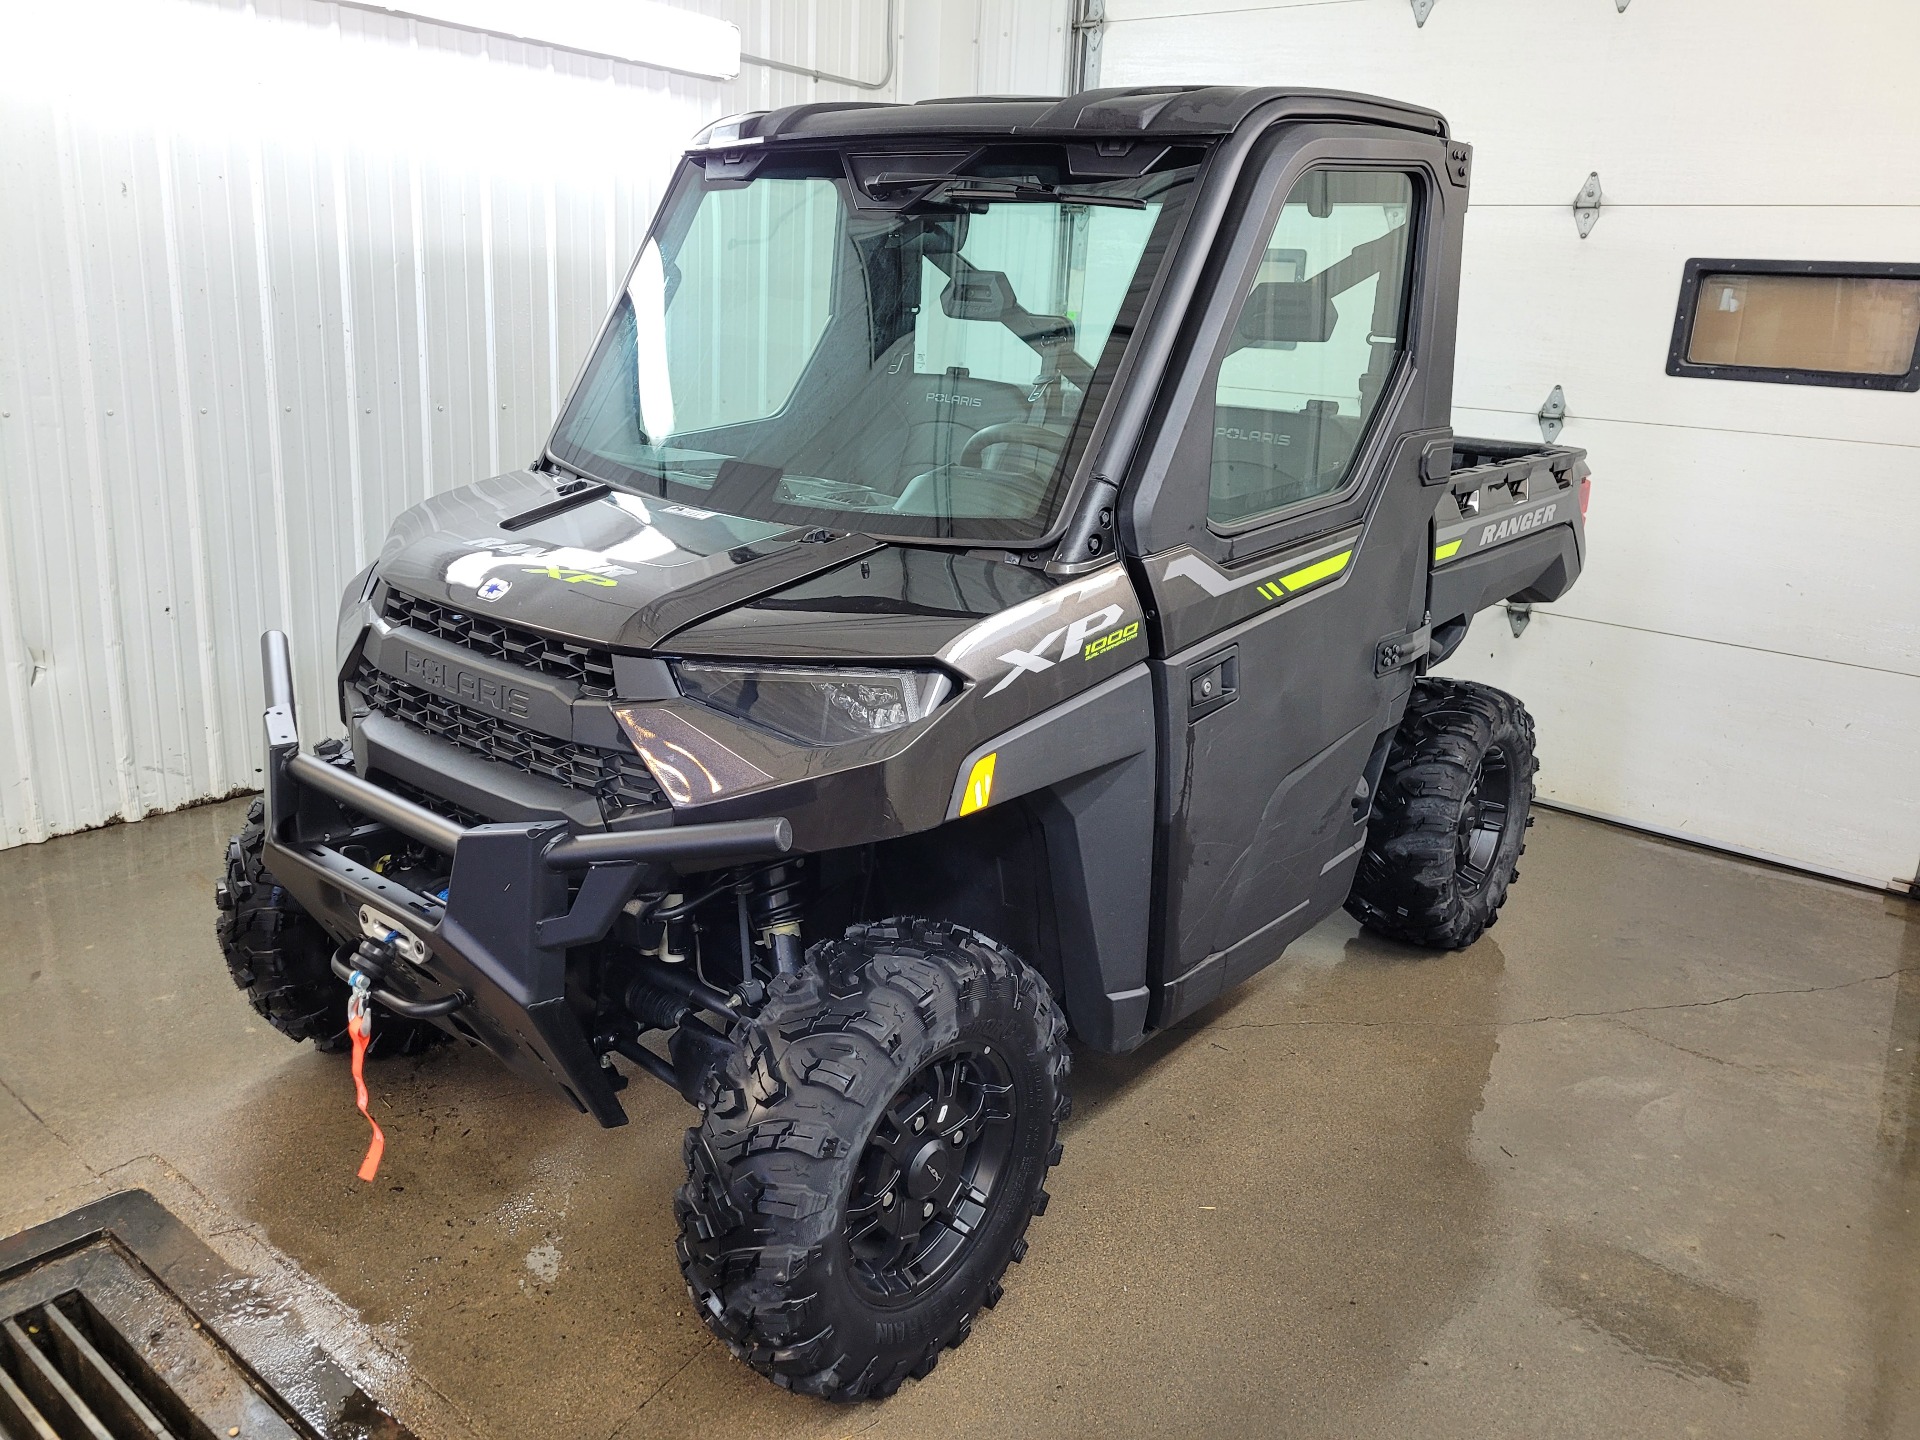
[959, 422, 1066, 475]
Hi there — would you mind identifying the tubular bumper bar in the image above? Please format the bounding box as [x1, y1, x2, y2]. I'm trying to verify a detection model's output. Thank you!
[254, 630, 791, 1126]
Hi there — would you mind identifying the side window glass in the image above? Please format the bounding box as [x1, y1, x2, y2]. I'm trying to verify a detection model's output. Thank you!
[1208, 169, 1416, 527]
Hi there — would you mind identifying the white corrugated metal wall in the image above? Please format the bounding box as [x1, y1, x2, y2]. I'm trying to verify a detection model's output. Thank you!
[0, 0, 1064, 849]
[1085, 0, 1920, 887]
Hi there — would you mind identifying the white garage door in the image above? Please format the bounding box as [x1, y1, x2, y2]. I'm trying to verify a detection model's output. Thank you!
[1099, 0, 1920, 887]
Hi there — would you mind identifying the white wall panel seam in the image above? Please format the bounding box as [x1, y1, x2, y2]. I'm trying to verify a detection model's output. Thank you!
[544, 176, 561, 428]
[1526, 613, 1919, 686]
[243, 135, 296, 645]
[121, 127, 197, 810]
[54, 110, 137, 824]
[1462, 406, 1920, 454]
[406, 150, 433, 505]
[155, 128, 230, 796]
[0, 332, 47, 841]
[480, 172, 501, 475]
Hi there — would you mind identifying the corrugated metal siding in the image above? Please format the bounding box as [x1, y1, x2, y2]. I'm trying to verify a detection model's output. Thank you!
[0, 0, 902, 848]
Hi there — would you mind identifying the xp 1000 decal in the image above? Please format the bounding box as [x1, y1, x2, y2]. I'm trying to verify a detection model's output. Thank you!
[939, 566, 1146, 701]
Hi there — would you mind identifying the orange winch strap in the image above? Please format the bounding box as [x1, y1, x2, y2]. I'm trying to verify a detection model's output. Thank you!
[349, 1010, 386, 1183]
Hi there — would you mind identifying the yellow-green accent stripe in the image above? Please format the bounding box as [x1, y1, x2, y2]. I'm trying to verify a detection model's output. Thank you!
[1278, 549, 1353, 594]
[1434, 539, 1461, 562]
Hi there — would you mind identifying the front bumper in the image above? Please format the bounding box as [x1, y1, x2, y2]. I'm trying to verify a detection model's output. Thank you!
[256, 630, 790, 1126]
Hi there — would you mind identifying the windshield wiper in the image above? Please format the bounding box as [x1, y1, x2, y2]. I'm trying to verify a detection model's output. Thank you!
[502, 471, 611, 530]
[916, 180, 1146, 211]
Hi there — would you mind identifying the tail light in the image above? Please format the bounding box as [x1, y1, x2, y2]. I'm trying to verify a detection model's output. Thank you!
[1579, 475, 1591, 517]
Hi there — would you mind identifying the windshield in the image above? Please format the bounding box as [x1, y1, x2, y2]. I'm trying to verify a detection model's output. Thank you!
[548, 147, 1199, 543]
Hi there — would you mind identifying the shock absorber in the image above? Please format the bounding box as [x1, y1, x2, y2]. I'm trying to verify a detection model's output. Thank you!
[744, 859, 811, 975]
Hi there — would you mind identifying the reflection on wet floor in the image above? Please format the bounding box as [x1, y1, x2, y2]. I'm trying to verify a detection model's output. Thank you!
[0, 798, 1915, 1439]
[1536, 1231, 1758, 1386]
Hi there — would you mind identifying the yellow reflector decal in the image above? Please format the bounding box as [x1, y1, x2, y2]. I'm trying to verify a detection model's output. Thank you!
[958, 752, 998, 816]
[1279, 549, 1352, 594]
[1434, 539, 1461, 562]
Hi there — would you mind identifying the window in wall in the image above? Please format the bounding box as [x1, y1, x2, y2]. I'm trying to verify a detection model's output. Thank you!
[1209, 169, 1417, 528]
[1667, 260, 1920, 391]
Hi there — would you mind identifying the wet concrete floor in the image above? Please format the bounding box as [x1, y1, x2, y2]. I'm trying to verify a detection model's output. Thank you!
[1, 798, 1916, 1438]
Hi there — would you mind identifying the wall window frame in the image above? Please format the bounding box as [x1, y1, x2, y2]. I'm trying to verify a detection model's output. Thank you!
[1666, 257, 1920, 392]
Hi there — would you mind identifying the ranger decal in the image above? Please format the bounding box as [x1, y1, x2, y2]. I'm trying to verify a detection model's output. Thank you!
[1479, 502, 1556, 546]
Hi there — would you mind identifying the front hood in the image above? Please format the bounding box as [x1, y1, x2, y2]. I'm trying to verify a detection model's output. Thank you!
[374, 469, 1055, 659]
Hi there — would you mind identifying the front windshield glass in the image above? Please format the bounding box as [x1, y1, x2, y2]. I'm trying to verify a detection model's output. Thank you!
[548, 147, 1199, 543]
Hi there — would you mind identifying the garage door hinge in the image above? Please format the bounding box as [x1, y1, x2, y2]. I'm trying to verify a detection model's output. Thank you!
[1538, 384, 1567, 442]
[1573, 172, 1604, 237]
[1375, 623, 1432, 676]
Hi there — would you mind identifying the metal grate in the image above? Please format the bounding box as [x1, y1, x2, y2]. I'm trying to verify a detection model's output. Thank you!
[0, 1191, 414, 1439]
[2, 1290, 212, 1439]
[354, 664, 663, 822]
[382, 587, 618, 698]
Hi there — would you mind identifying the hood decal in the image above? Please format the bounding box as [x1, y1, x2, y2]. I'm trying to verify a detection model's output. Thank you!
[445, 541, 646, 590]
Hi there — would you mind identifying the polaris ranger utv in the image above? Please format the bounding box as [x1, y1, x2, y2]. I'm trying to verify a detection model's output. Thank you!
[216, 86, 1588, 1399]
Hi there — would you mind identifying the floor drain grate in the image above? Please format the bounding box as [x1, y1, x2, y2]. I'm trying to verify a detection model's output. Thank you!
[3, 1289, 201, 1439]
[0, 1191, 412, 1440]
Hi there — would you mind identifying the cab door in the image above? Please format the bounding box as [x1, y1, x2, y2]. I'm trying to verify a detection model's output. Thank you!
[1127, 127, 1464, 1025]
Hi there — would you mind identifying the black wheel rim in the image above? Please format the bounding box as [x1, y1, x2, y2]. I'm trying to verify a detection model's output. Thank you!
[1456, 745, 1514, 893]
[844, 1044, 1018, 1301]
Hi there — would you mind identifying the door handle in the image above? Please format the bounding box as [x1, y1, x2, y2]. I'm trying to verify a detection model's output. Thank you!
[1187, 645, 1238, 722]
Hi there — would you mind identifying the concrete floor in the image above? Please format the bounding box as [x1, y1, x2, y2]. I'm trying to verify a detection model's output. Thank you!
[2, 799, 1916, 1439]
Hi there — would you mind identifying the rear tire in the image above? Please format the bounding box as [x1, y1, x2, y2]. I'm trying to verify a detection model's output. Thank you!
[215, 798, 445, 1056]
[1345, 677, 1536, 950]
[675, 917, 1070, 1400]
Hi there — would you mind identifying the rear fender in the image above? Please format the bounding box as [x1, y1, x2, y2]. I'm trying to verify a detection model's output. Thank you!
[1429, 522, 1581, 628]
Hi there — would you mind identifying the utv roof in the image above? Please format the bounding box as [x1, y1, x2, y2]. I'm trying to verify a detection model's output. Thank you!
[693, 86, 1449, 149]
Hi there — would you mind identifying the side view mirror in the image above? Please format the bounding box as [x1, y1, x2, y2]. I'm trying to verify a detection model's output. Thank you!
[1232, 280, 1338, 349]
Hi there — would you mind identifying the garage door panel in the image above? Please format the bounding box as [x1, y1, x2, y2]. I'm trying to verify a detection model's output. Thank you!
[1455, 207, 1920, 450]
[1438, 611, 1920, 888]
[1452, 408, 1920, 678]
[1102, 0, 1920, 206]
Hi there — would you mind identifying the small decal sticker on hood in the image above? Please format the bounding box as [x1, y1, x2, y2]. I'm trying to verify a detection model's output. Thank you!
[476, 577, 511, 601]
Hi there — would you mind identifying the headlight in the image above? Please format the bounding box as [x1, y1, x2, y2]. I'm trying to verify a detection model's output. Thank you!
[671, 661, 953, 746]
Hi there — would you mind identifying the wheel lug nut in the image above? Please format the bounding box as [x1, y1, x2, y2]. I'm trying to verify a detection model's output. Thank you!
[952, 1128, 964, 1144]
[912, 1116, 925, 1133]
[922, 1201, 935, 1218]
[882, 1192, 893, 1208]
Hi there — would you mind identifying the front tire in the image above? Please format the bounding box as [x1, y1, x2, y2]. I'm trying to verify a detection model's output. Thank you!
[1345, 677, 1537, 950]
[676, 918, 1070, 1400]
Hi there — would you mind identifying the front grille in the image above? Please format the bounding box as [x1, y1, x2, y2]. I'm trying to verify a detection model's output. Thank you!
[354, 664, 662, 821]
[378, 773, 491, 830]
[382, 587, 617, 698]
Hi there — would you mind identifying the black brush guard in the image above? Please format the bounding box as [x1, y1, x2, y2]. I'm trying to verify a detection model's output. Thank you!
[256, 631, 791, 1126]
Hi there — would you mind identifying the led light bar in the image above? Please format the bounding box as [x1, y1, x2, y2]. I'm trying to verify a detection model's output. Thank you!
[362, 0, 741, 79]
